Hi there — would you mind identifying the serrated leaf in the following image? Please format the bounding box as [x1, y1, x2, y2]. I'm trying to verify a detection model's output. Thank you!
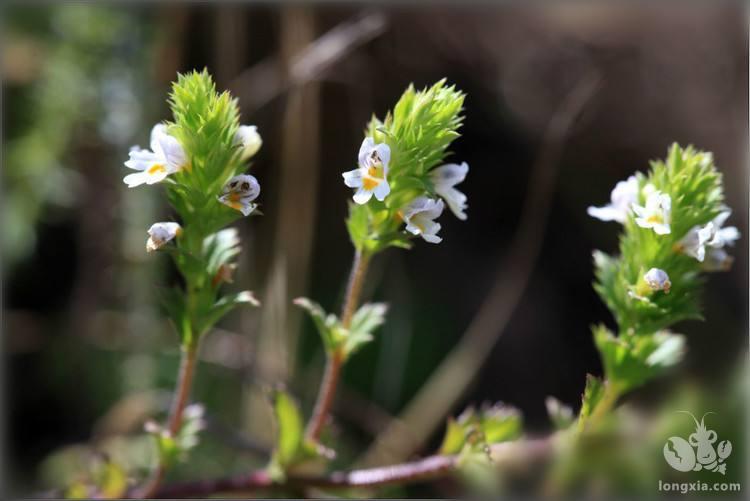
[344, 302, 387, 356]
[203, 228, 241, 277]
[294, 297, 340, 353]
[442, 402, 523, 456]
[578, 374, 606, 426]
[593, 325, 685, 393]
[479, 403, 523, 444]
[195, 290, 259, 336]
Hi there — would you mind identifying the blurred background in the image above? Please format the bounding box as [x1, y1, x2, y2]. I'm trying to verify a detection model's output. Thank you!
[3, 2, 747, 497]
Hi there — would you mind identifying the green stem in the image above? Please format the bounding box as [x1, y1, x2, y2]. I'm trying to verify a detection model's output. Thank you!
[305, 249, 371, 442]
[134, 343, 199, 499]
[584, 382, 622, 431]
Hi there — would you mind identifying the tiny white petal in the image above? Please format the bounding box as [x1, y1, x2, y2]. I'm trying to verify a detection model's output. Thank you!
[432, 162, 469, 220]
[588, 175, 638, 224]
[342, 169, 363, 188]
[353, 187, 373, 204]
[402, 197, 444, 243]
[236, 125, 262, 160]
[373, 179, 391, 201]
[632, 190, 671, 235]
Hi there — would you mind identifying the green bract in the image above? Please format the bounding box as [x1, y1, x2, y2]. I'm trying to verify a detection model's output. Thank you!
[294, 298, 387, 359]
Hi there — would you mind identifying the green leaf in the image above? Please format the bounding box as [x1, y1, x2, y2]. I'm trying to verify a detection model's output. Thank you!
[479, 403, 523, 444]
[344, 302, 387, 356]
[440, 402, 523, 456]
[294, 297, 341, 353]
[346, 202, 370, 251]
[271, 390, 305, 468]
[593, 325, 685, 393]
[203, 228, 241, 278]
[578, 374, 606, 425]
[195, 290, 259, 337]
[439, 418, 465, 455]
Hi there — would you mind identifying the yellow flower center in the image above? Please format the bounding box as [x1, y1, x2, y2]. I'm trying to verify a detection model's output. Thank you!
[148, 163, 167, 175]
[362, 164, 384, 191]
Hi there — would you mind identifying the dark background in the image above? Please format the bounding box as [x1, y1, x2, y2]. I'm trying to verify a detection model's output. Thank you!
[3, 2, 748, 496]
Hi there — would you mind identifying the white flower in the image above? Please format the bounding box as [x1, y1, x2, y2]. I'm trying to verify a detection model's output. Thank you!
[644, 267, 671, 293]
[430, 162, 469, 220]
[218, 174, 260, 216]
[342, 137, 391, 204]
[146, 222, 182, 252]
[632, 190, 671, 235]
[678, 224, 715, 262]
[236, 125, 262, 160]
[703, 248, 734, 272]
[706, 210, 740, 248]
[402, 197, 444, 244]
[124, 123, 188, 187]
[678, 209, 740, 262]
[587, 175, 638, 223]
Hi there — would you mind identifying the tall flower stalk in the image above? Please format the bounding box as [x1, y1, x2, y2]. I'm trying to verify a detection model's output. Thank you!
[123, 70, 263, 498]
[280, 80, 472, 473]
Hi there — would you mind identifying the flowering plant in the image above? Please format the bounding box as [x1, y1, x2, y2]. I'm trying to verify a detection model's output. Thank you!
[62, 67, 738, 498]
[122, 69, 263, 496]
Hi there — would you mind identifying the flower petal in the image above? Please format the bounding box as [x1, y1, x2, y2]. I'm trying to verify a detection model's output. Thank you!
[353, 187, 373, 204]
[373, 179, 391, 201]
[342, 168, 363, 188]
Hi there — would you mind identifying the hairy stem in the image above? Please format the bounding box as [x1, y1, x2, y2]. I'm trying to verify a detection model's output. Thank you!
[340, 249, 370, 327]
[134, 343, 199, 499]
[305, 249, 370, 442]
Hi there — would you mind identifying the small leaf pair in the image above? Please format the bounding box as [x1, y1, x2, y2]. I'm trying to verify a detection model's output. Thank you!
[294, 298, 387, 357]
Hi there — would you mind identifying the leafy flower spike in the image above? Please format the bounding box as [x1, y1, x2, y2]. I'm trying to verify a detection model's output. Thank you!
[587, 175, 638, 223]
[402, 197, 444, 244]
[218, 174, 260, 216]
[430, 162, 469, 220]
[146, 222, 182, 252]
[124, 124, 188, 187]
[632, 188, 671, 235]
[342, 137, 391, 204]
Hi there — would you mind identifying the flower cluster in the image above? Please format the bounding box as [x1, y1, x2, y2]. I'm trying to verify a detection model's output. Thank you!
[122, 69, 262, 345]
[343, 138, 469, 244]
[579, 144, 739, 421]
[343, 80, 468, 251]
[589, 148, 738, 318]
